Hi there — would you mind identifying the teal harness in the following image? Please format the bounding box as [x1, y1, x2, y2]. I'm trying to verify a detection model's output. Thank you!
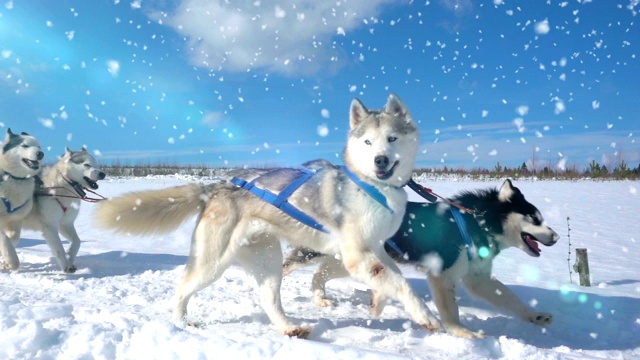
[386, 201, 497, 271]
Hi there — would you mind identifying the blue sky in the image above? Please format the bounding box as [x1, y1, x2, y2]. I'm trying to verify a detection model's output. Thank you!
[1, 0, 638, 170]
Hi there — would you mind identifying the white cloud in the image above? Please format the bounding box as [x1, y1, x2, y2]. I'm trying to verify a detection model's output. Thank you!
[150, 0, 394, 76]
[200, 111, 224, 128]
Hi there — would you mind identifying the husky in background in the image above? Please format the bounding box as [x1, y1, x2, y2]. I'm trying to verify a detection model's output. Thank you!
[283, 180, 559, 339]
[23, 147, 106, 273]
[95, 94, 442, 338]
[0, 129, 44, 271]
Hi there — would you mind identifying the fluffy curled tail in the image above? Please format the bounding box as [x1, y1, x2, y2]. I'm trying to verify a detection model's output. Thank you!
[95, 183, 213, 236]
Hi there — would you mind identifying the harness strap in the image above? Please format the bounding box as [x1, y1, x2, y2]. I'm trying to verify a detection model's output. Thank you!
[56, 198, 68, 213]
[450, 207, 474, 261]
[230, 170, 329, 234]
[339, 165, 394, 213]
[1, 197, 29, 213]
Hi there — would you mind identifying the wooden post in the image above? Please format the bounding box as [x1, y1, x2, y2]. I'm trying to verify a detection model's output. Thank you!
[572, 248, 591, 286]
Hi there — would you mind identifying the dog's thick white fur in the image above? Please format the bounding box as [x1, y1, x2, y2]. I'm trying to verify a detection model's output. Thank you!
[95, 94, 441, 338]
[0, 129, 44, 270]
[23, 147, 106, 273]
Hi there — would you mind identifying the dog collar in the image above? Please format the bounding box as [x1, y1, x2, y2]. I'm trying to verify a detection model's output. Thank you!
[339, 165, 394, 214]
[0, 170, 30, 181]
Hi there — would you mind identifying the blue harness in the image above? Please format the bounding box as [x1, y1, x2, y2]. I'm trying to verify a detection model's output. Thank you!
[450, 208, 475, 260]
[1, 197, 29, 214]
[230, 165, 394, 233]
[0, 170, 31, 214]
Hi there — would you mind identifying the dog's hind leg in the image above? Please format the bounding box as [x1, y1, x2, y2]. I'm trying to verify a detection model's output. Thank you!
[173, 208, 238, 325]
[311, 256, 349, 307]
[282, 247, 325, 276]
[236, 234, 311, 338]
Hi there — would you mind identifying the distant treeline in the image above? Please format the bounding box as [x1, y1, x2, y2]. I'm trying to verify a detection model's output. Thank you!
[415, 159, 640, 180]
[100, 159, 640, 180]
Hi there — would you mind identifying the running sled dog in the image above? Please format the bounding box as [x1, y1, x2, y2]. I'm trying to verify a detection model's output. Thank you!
[23, 147, 106, 273]
[0, 129, 44, 271]
[95, 94, 442, 337]
[283, 180, 560, 338]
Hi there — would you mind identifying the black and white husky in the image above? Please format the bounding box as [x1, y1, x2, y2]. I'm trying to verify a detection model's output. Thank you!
[283, 179, 559, 338]
[22, 148, 106, 273]
[0, 129, 44, 271]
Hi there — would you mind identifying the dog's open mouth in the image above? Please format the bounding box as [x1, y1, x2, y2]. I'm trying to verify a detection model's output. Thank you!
[83, 176, 99, 190]
[521, 232, 541, 257]
[375, 161, 399, 180]
[22, 158, 40, 170]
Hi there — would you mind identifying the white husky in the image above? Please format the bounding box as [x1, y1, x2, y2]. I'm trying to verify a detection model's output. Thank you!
[23, 147, 106, 273]
[0, 129, 44, 271]
[95, 94, 441, 338]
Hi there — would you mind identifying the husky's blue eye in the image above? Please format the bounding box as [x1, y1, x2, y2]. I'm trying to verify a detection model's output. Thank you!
[364, 140, 372, 146]
[388, 136, 397, 142]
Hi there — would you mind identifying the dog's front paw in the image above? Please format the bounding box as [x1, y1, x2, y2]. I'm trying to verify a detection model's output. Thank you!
[0, 261, 19, 271]
[528, 312, 552, 326]
[420, 317, 442, 333]
[446, 324, 485, 339]
[283, 325, 312, 339]
[314, 297, 335, 307]
[64, 265, 77, 274]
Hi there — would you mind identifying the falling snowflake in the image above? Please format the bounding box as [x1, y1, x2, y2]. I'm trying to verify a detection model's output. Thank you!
[535, 19, 550, 34]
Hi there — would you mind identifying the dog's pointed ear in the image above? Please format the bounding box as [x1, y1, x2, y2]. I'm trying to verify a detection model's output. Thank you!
[21, 132, 30, 136]
[80, 147, 87, 153]
[350, 98, 368, 129]
[384, 93, 408, 118]
[3, 128, 14, 147]
[64, 147, 73, 156]
[498, 179, 515, 202]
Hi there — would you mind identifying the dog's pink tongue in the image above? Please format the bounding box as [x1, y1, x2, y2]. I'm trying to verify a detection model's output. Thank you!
[526, 235, 540, 252]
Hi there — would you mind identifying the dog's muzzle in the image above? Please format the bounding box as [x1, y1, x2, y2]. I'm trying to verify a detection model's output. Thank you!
[374, 156, 398, 180]
[84, 171, 105, 190]
[22, 158, 40, 170]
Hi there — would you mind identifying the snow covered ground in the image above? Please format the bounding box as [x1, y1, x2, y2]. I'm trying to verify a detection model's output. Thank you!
[2, 175, 639, 359]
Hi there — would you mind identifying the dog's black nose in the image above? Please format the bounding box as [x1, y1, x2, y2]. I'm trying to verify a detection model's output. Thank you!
[98, 171, 106, 180]
[37, 151, 44, 160]
[374, 155, 389, 169]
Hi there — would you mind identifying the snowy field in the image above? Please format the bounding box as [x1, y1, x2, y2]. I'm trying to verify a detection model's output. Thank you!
[2, 175, 639, 359]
